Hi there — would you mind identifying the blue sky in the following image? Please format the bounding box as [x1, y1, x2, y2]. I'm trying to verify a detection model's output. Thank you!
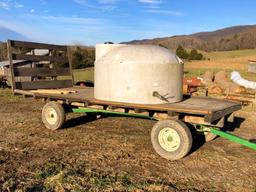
[0, 0, 256, 45]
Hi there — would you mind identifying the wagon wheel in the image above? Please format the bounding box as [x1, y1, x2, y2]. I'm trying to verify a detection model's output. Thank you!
[151, 120, 193, 160]
[42, 101, 66, 130]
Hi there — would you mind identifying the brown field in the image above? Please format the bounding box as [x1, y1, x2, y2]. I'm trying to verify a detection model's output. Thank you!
[187, 58, 248, 70]
[187, 49, 256, 70]
[0, 89, 256, 192]
[1, 49, 256, 191]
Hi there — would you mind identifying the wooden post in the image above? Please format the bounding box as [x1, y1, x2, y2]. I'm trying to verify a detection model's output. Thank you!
[49, 49, 54, 80]
[31, 49, 35, 82]
[67, 46, 74, 85]
[7, 40, 16, 92]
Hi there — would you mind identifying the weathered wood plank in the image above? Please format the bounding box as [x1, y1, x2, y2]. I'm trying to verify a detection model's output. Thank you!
[14, 89, 35, 96]
[12, 54, 68, 63]
[204, 104, 241, 122]
[15, 80, 73, 90]
[14, 68, 71, 77]
[67, 47, 74, 85]
[7, 40, 16, 91]
[10, 40, 67, 51]
[184, 115, 224, 127]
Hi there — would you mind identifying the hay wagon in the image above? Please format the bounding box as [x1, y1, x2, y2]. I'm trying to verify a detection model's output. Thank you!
[7, 40, 256, 160]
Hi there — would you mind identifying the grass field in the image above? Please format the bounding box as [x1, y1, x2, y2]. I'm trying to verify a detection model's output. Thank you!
[202, 49, 256, 60]
[73, 68, 94, 82]
[1, 87, 255, 191]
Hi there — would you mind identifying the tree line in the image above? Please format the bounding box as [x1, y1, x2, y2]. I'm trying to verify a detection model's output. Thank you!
[1, 42, 204, 66]
[176, 45, 203, 60]
[70, 46, 95, 69]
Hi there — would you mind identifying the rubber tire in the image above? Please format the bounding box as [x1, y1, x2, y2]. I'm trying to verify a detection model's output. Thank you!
[42, 101, 66, 130]
[151, 120, 193, 160]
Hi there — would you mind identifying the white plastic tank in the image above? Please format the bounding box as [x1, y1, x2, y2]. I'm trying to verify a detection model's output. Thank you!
[94, 44, 184, 104]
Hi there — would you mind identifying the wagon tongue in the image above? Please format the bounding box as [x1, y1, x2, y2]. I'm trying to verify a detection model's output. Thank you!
[210, 128, 256, 150]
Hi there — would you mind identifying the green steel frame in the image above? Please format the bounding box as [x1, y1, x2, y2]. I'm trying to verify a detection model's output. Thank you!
[72, 107, 256, 151]
[210, 128, 256, 150]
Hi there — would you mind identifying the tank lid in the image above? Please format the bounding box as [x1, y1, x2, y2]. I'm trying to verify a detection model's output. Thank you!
[99, 44, 182, 64]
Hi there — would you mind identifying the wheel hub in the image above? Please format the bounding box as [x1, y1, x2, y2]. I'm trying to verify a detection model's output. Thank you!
[45, 107, 58, 125]
[158, 128, 181, 152]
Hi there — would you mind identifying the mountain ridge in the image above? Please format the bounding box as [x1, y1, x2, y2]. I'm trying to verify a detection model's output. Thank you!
[0, 26, 27, 42]
[125, 25, 256, 51]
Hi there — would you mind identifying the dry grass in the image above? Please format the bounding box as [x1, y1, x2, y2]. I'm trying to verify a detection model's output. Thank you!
[203, 49, 256, 60]
[186, 49, 256, 71]
[184, 49, 256, 81]
[186, 59, 247, 70]
[1, 49, 256, 191]
[0, 92, 255, 192]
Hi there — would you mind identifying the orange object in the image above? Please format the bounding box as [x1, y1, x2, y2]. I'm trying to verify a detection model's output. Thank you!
[183, 77, 202, 86]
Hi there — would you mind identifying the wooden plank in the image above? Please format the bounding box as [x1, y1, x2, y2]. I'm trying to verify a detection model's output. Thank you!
[7, 40, 16, 91]
[204, 104, 241, 122]
[184, 115, 208, 124]
[15, 80, 73, 90]
[30, 89, 77, 95]
[88, 98, 211, 114]
[12, 54, 68, 63]
[10, 40, 67, 51]
[184, 115, 224, 127]
[14, 68, 71, 77]
[14, 89, 35, 96]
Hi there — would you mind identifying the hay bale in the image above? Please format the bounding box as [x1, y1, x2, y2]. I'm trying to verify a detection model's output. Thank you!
[201, 71, 223, 94]
[214, 71, 229, 83]
[208, 84, 223, 94]
[214, 71, 246, 94]
[202, 71, 214, 85]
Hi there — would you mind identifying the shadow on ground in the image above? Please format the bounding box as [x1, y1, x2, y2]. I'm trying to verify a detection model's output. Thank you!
[63, 114, 99, 129]
[189, 116, 245, 154]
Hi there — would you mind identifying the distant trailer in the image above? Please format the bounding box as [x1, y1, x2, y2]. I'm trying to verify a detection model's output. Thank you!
[248, 60, 256, 73]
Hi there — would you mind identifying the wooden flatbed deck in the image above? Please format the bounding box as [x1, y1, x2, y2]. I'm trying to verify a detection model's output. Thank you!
[15, 87, 242, 123]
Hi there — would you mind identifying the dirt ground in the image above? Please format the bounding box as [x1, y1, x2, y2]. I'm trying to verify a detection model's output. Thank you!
[0, 90, 256, 192]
